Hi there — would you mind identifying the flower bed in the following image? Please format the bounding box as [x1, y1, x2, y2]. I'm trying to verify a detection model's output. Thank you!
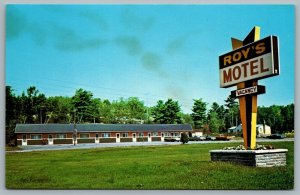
[210, 144, 288, 167]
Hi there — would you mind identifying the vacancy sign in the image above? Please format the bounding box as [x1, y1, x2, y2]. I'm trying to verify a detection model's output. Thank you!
[219, 36, 280, 88]
[230, 85, 266, 98]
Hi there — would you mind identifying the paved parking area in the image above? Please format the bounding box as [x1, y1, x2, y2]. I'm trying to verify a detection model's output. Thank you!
[12, 138, 294, 152]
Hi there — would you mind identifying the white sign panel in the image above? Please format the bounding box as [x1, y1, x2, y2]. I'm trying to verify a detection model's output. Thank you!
[219, 36, 279, 88]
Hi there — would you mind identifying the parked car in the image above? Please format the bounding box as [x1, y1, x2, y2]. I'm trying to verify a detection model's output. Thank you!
[215, 134, 232, 141]
[267, 134, 285, 139]
[188, 136, 201, 141]
[205, 135, 216, 141]
[164, 137, 180, 142]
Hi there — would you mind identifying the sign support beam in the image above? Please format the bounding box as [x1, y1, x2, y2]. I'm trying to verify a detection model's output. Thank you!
[232, 26, 260, 149]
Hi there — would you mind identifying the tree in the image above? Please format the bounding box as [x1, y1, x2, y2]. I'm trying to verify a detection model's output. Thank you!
[89, 98, 102, 123]
[99, 99, 114, 123]
[180, 112, 193, 125]
[257, 104, 294, 133]
[71, 88, 94, 123]
[6, 86, 18, 144]
[180, 132, 189, 144]
[224, 94, 238, 108]
[191, 99, 207, 129]
[6, 86, 46, 144]
[163, 99, 182, 124]
[152, 99, 182, 124]
[281, 104, 294, 132]
[45, 96, 73, 123]
[208, 102, 226, 132]
[111, 98, 130, 123]
[224, 95, 239, 128]
[151, 100, 165, 123]
[6, 86, 18, 124]
[22, 86, 47, 123]
[127, 97, 146, 123]
[207, 111, 222, 133]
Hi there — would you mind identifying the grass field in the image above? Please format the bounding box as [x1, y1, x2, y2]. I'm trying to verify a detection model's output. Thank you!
[6, 141, 294, 190]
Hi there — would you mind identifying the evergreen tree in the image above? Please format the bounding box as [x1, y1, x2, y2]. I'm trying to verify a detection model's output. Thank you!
[152, 99, 182, 124]
[191, 99, 207, 129]
[71, 88, 94, 123]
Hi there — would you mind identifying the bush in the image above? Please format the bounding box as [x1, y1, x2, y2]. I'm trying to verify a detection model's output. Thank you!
[285, 132, 294, 138]
[180, 133, 189, 144]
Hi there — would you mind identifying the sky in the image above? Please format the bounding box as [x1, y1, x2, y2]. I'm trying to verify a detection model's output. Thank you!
[6, 4, 294, 113]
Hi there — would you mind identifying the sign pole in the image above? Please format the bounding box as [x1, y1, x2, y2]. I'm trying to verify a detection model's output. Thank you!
[232, 26, 260, 149]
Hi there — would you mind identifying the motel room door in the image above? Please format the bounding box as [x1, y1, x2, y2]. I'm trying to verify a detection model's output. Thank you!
[116, 133, 120, 143]
[132, 133, 136, 142]
[148, 133, 152, 142]
[22, 134, 27, 146]
[48, 134, 53, 145]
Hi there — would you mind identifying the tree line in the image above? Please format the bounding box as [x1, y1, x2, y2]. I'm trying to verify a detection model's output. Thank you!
[6, 86, 294, 144]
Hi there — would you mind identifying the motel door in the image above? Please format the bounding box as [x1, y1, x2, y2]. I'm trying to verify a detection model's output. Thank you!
[116, 133, 120, 143]
[132, 133, 136, 142]
[48, 134, 53, 145]
[22, 134, 27, 146]
[161, 133, 164, 141]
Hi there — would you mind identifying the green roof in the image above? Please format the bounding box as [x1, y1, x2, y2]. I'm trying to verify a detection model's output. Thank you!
[15, 124, 193, 133]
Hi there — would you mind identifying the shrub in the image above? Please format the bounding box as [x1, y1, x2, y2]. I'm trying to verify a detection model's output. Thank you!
[285, 132, 294, 138]
[180, 133, 189, 144]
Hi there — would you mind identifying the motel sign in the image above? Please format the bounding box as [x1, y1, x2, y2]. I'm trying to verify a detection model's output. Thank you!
[220, 36, 280, 88]
[219, 26, 280, 149]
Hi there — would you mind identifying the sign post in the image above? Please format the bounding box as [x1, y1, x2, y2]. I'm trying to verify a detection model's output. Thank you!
[219, 26, 279, 149]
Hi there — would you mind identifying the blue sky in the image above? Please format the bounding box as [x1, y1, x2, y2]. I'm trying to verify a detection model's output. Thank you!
[6, 5, 294, 113]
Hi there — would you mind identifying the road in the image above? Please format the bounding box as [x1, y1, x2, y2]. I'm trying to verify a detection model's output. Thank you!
[9, 138, 294, 153]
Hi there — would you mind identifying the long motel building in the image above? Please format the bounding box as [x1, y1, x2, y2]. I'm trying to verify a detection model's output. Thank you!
[15, 123, 193, 146]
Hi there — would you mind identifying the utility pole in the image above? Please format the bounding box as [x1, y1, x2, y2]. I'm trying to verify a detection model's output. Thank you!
[73, 109, 77, 146]
[40, 107, 42, 124]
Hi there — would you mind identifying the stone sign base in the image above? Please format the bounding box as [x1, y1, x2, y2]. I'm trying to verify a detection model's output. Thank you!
[210, 149, 288, 167]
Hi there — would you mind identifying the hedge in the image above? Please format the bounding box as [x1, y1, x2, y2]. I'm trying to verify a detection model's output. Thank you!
[77, 139, 95, 144]
[137, 137, 148, 142]
[17, 140, 22, 146]
[99, 138, 116, 143]
[120, 138, 133, 142]
[27, 140, 44, 145]
[53, 139, 73, 144]
[151, 137, 161, 142]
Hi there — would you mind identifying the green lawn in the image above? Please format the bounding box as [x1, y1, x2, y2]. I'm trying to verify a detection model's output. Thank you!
[6, 141, 294, 190]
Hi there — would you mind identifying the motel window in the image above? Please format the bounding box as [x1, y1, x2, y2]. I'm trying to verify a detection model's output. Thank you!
[122, 133, 128, 138]
[30, 134, 42, 140]
[22, 134, 27, 141]
[102, 133, 111, 138]
[95, 134, 99, 139]
[57, 134, 67, 139]
[174, 133, 179, 137]
[164, 132, 169, 137]
[161, 133, 164, 137]
[148, 133, 151, 138]
[138, 133, 144, 137]
[80, 134, 90, 138]
[171, 133, 174, 137]
[152, 132, 158, 137]
[133, 133, 136, 138]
